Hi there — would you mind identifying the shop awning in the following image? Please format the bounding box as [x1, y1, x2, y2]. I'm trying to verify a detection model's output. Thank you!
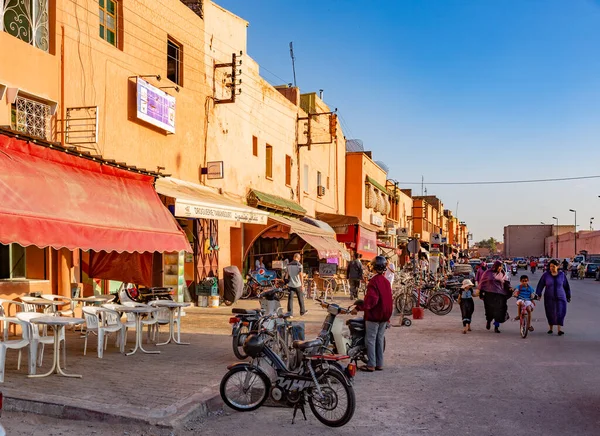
[315, 212, 379, 233]
[247, 189, 307, 217]
[0, 134, 191, 253]
[267, 215, 350, 260]
[155, 177, 269, 225]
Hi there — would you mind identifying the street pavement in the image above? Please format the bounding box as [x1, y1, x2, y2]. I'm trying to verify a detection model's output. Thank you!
[3, 270, 600, 435]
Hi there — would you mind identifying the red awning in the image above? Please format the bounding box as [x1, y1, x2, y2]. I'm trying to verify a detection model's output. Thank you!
[0, 134, 191, 253]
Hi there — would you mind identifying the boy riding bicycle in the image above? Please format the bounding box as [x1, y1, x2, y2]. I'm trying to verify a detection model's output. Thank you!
[513, 275, 536, 332]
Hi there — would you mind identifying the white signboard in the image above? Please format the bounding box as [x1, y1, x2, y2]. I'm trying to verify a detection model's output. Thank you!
[370, 214, 384, 227]
[175, 201, 268, 224]
[207, 161, 224, 179]
[397, 227, 409, 242]
[430, 233, 441, 244]
[136, 78, 176, 133]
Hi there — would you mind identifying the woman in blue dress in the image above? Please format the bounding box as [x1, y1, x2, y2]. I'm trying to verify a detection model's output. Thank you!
[536, 259, 571, 336]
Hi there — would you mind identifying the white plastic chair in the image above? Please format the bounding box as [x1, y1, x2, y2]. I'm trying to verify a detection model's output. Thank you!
[82, 307, 125, 358]
[152, 306, 183, 343]
[121, 302, 159, 343]
[0, 300, 25, 339]
[41, 294, 75, 318]
[19, 296, 41, 313]
[16, 312, 66, 371]
[0, 317, 31, 382]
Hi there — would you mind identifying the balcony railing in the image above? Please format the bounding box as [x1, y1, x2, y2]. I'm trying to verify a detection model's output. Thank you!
[0, 0, 49, 52]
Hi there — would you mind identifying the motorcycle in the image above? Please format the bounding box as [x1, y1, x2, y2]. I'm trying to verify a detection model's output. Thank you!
[511, 265, 518, 276]
[530, 265, 536, 274]
[315, 299, 383, 366]
[220, 333, 356, 427]
[229, 308, 264, 359]
[117, 284, 174, 304]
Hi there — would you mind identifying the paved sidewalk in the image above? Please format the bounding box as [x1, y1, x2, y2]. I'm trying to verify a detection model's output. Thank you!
[0, 295, 343, 427]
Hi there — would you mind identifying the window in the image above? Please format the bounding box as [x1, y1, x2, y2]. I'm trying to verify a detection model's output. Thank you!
[0, 244, 26, 279]
[317, 171, 322, 187]
[11, 95, 51, 140]
[303, 164, 309, 192]
[1, 0, 49, 52]
[252, 136, 258, 156]
[285, 155, 292, 186]
[167, 38, 183, 85]
[99, 0, 117, 46]
[265, 144, 273, 179]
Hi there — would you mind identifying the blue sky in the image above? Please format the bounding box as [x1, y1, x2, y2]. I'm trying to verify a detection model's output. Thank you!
[215, 0, 600, 241]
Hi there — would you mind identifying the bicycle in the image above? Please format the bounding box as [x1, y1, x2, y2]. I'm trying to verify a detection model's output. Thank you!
[515, 295, 537, 339]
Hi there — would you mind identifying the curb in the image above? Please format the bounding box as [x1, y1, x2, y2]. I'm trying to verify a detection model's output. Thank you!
[2, 387, 224, 429]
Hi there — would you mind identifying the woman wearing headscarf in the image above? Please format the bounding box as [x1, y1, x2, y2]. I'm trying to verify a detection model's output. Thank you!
[536, 259, 571, 336]
[477, 260, 511, 333]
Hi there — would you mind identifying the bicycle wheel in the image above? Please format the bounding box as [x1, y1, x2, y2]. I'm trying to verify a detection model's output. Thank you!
[307, 368, 356, 427]
[220, 366, 270, 411]
[264, 335, 289, 367]
[395, 292, 414, 316]
[240, 283, 252, 299]
[232, 325, 250, 359]
[520, 311, 529, 339]
[428, 292, 453, 316]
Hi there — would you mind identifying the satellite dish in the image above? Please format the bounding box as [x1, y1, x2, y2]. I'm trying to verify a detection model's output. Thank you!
[346, 139, 364, 152]
[375, 160, 389, 174]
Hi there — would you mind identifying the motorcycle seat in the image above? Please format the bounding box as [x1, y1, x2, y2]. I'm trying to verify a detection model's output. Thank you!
[346, 317, 365, 327]
[231, 308, 258, 315]
[292, 338, 323, 350]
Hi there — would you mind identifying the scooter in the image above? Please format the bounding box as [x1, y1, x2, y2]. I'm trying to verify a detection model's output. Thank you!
[315, 299, 382, 366]
[511, 265, 518, 276]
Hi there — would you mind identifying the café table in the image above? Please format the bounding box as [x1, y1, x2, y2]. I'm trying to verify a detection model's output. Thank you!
[148, 300, 190, 346]
[22, 298, 66, 314]
[110, 304, 160, 356]
[72, 295, 116, 306]
[28, 316, 84, 378]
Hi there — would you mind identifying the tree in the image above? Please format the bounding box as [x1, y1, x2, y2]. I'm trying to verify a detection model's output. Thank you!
[477, 237, 498, 253]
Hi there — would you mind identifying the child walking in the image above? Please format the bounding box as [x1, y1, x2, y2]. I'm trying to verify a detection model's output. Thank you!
[459, 279, 475, 334]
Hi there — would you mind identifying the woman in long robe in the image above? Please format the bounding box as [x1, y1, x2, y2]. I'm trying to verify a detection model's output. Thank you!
[477, 261, 511, 333]
[536, 259, 571, 335]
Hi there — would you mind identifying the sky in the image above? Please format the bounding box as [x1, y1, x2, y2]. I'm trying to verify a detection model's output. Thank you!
[214, 0, 600, 241]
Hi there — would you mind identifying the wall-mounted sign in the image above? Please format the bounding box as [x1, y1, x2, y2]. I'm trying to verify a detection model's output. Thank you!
[370, 214, 384, 227]
[175, 201, 268, 225]
[319, 263, 337, 277]
[397, 227, 409, 242]
[207, 161, 224, 179]
[136, 78, 176, 133]
[441, 237, 448, 244]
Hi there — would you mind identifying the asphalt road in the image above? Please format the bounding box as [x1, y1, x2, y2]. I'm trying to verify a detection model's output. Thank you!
[4, 269, 600, 436]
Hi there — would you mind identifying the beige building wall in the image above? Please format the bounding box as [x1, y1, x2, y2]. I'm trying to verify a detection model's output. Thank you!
[504, 225, 556, 258]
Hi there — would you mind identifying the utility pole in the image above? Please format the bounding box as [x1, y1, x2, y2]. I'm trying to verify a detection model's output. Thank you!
[569, 209, 577, 256]
[421, 175, 424, 196]
[289, 42, 297, 88]
[553, 216, 559, 259]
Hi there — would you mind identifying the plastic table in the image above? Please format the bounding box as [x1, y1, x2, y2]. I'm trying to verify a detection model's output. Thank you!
[149, 300, 190, 345]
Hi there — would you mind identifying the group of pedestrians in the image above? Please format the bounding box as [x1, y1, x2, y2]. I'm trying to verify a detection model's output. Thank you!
[459, 259, 571, 335]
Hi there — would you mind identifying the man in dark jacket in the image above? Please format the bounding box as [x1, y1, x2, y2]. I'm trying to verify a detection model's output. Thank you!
[354, 256, 393, 372]
[347, 252, 363, 299]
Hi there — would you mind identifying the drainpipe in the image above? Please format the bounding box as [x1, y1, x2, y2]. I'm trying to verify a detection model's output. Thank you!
[60, 25, 65, 145]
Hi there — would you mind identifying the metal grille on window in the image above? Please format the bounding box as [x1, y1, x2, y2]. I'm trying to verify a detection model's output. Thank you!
[1, 0, 49, 52]
[11, 95, 50, 139]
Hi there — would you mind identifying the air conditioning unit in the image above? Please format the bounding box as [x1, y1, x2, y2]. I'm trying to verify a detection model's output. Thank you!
[317, 185, 326, 197]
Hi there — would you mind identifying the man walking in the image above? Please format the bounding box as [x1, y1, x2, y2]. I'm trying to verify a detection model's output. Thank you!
[353, 256, 393, 372]
[286, 253, 307, 316]
[347, 252, 363, 299]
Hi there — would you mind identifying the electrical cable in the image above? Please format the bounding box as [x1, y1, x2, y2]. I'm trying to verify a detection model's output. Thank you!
[399, 175, 600, 185]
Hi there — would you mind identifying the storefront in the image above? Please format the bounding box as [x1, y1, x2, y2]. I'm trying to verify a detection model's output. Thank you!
[0, 129, 191, 300]
[315, 213, 379, 261]
[243, 214, 349, 275]
[155, 177, 269, 298]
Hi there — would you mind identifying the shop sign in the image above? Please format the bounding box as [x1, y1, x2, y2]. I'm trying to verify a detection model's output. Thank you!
[397, 227, 409, 242]
[370, 214, 384, 227]
[441, 237, 448, 244]
[175, 201, 268, 224]
[206, 161, 224, 179]
[319, 263, 337, 277]
[136, 78, 176, 133]
[430, 232, 441, 253]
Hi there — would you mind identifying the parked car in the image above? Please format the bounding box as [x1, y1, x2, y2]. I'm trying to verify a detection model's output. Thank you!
[514, 258, 527, 269]
[585, 263, 600, 278]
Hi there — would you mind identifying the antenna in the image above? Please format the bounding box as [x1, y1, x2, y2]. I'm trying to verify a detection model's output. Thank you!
[289, 42, 297, 87]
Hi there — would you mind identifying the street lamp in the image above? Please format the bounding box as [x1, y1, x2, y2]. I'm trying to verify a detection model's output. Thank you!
[591, 217, 595, 231]
[552, 216, 559, 259]
[569, 209, 577, 256]
[540, 222, 546, 225]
